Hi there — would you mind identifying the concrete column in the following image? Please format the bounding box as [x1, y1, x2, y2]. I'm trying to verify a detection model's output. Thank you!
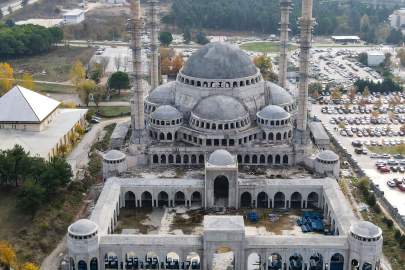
[284, 200, 287, 208]
[301, 199, 304, 208]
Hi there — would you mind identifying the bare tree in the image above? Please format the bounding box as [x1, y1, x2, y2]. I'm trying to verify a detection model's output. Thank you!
[99, 56, 110, 74]
[122, 56, 130, 72]
[84, 61, 93, 79]
[114, 54, 122, 72]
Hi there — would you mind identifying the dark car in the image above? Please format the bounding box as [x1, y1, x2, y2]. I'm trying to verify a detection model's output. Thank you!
[391, 166, 398, 172]
[85, 126, 92, 133]
[91, 119, 100, 123]
[394, 154, 405, 159]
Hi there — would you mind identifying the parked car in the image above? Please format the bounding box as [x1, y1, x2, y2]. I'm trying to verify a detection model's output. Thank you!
[380, 154, 391, 159]
[370, 153, 380, 158]
[390, 166, 398, 172]
[394, 154, 405, 159]
[379, 167, 391, 172]
[85, 126, 92, 133]
[387, 180, 396, 187]
[91, 119, 100, 123]
[399, 184, 405, 191]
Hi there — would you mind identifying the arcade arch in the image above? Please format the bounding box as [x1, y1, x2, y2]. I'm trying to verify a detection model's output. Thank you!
[214, 175, 229, 206]
[213, 248, 234, 270]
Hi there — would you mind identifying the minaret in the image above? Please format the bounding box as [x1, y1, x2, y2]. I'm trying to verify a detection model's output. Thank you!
[148, 0, 159, 91]
[278, 0, 292, 90]
[128, 0, 146, 143]
[296, 0, 314, 136]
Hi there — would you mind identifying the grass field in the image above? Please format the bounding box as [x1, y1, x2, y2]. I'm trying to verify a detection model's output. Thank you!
[240, 42, 297, 52]
[367, 146, 402, 156]
[96, 106, 131, 116]
[8, 46, 97, 83]
[34, 83, 77, 94]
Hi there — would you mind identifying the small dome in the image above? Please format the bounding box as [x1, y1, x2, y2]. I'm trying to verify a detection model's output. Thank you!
[181, 42, 258, 79]
[258, 105, 290, 119]
[266, 82, 294, 105]
[192, 95, 248, 121]
[151, 105, 181, 120]
[351, 221, 382, 238]
[69, 219, 98, 236]
[147, 81, 176, 105]
[104, 150, 126, 160]
[208, 150, 234, 166]
[317, 150, 339, 161]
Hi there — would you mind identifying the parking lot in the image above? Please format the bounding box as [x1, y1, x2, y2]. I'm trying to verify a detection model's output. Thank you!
[312, 95, 405, 217]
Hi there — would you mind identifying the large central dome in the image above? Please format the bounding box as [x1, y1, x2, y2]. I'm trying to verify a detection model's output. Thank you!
[181, 42, 258, 79]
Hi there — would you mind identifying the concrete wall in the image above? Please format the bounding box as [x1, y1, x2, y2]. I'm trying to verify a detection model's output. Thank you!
[367, 54, 384, 67]
[0, 107, 59, 132]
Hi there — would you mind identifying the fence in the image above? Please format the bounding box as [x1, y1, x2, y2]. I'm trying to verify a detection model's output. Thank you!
[326, 127, 405, 229]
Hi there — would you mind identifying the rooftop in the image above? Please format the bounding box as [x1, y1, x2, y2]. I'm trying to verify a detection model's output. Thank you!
[63, 9, 84, 16]
[0, 85, 60, 123]
[0, 109, 87, 158]
[309, 122, 330, 141]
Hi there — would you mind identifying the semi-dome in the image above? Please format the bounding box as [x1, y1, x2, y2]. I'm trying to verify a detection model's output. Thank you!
[317, 150, 339, 161]
[258, 105, 290, 119]
[147, 81, 176, 105]
[69, 219, 98, 236]
[181, 42, 258, 79]
[192, 95, 248, 121]
[208, 150, 234, 166]
[266, 82, 294, 105]
[151, 105, 181, 120]
[351, 221, 382, 238]
[104, 150, 126, 160]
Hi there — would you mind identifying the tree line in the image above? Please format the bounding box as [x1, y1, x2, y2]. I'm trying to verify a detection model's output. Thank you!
[354, 77, 403, 93]
[0, 23, 63, 59]
[0, 145, 73, 217]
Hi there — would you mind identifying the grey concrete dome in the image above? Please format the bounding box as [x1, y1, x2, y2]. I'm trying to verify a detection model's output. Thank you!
[258, 105, 290, 119]
[68, 219, 98, 236]
[351, 221, 382, 238]
[266, 82, 294, 105]
[104, 150, 126, 160]
[151, 105, 181, 120]
[181, 42, 258, 79]
[192, 95, 248, 121]
[317, 150, 339, 161]
[147, 81, 176, 105]
[208, 150, 234, 166]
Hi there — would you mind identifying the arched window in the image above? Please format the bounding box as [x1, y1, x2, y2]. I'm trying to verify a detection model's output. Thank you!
[203, 82, 208, 87]
[160, 133, 165, 140]
[167, 133, 173, 140]
[233, 81, 238, 87]
[276, 133, 281, 140]
[225, 82, 230, 87]
[197, 81, 201, 87]
[211, 82, 216, 88]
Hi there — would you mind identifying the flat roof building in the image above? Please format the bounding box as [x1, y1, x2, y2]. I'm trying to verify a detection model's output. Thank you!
[63, 9, 85, 25]
[331, 36, 360, 43]
[366, 51, 384, 67]
[390, 9, 405, 28]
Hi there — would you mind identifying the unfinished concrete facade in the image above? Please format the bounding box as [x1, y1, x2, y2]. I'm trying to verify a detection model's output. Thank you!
[68, 151, 383, 270]
[278, 0, 292, 89]
[148, 0, 159, 91]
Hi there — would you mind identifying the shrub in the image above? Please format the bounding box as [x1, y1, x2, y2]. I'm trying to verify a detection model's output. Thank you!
[400, 235, 405, 245]
[386, 219, 394, 228]
[366, 194, 376, 207]
[372, 204, 381, 214]
[395, 230, 401, 239]
[75, 124, 85, 135]
[68, 180, 84, 193]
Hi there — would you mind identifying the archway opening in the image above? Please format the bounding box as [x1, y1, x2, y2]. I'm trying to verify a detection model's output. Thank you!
[260, 155, 266, 164]
[351, 259, 359, 270]
[78, 260, 87, 270]
[247, 253, 261, 270]
[104, 252, 118, 270]
[145, 252, 159, 270]
[186, 252, 200, 270]
[126, 252, 138, 270]
[168, 154, 174, 164]
[275, 155, 281, 164]
[362, 262, 372, 270]
[252, 155, 258, 164]
[307, 192, 319, 208]
[257, 192, 268, 208]
[166, 252, 180, 270]
[184, 154, 189, 164]
[70, 258, 75, 270]
[241, 192, 252, 208]
[214, 175, 229, 206]
[237, 155, 242, 163]
[213, 248, 234, 270]
[141, 191, 153, 207]
[283, 155, 288, 164]
[199, 155, 204, 164]
[289, 253, 303, 270]
[191, 191, 202, 207]
[191, 154, 197, 164]
[125, 191, 136, 207]
[153, 154, 158, 164]
[309, 253, 323, 270]
[158, 191, 169, 207]
[331, 253, 344, 270]
[274, 192, 285, 208]
[290, 192, 302, 209]
[174, 191, 186, 206]
[161, 155, 167, 164]
[176, 154, 181, 164]
[268, 253, 282, 270]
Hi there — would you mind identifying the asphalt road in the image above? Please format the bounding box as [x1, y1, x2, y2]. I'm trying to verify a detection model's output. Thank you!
[311, 103, 405, 216]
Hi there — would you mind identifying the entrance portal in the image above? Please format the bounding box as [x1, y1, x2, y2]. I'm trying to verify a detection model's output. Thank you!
[214, 175, 229, 206]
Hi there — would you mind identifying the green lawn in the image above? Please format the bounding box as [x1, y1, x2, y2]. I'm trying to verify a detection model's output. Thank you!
[240, 42, 297, 52]
[95, 106, 131, 116]
[367, 145, 403, 156]
[34, 83, 77, 94]
[109, 91, 132, 102]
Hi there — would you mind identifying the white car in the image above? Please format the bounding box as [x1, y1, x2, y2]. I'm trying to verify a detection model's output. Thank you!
[341, 131, 347, 136]
[387, 180, 396, 187]
[370, 153, 380, 158]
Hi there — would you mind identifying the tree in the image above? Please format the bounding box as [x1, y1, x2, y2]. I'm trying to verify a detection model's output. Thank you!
[358, 52, 368, 66]
[23, 263, 41, 270]
[57, 143, 70, 158]
[375, 97, 382, 108]
[161, 58, 172, 75]
[39, 157, 73, 198]
[16, 180, 45, 217]
[308, 82, 322, 94]
[397, 141, 405, 155]
[195, 28, 209, 45]
[93, 85, 105, 107]
[0, 9, 3, 20]
[312, 90, 320, 99]
[122, 56, 129, 73]
[5, 18, 14, 27]
[18, 74, 35, 90]
[77, 80, 96, 107]
[344, 101, 350, 110]
[99, 56, 110, 75]
[338, 122, 345, 131]
[21, 0, 28, 6]
[161, 14, 172, 30]
[183, 26, 191, 44]
[171, 55, 184, 74]
[108, 71, 129, 95]
[347, 86, 357, 100]
[160, 48, 176, 61]
[90, 62, 103, 81]
[0, 240, 16, 269]
[362, 86, 370, 97]
[253, 53, 272, 75]
[69, 132, 78, 146]
[69, 60, 85, 86]
[158, 31, 173, 47]
[330, 88, 341, 100]
[371, 111, 379, 118]
[0, 63, 14, 96]
[54, 8, 60, 14]
[114, 54, 122, 72]
[75, 124, 85, 135]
